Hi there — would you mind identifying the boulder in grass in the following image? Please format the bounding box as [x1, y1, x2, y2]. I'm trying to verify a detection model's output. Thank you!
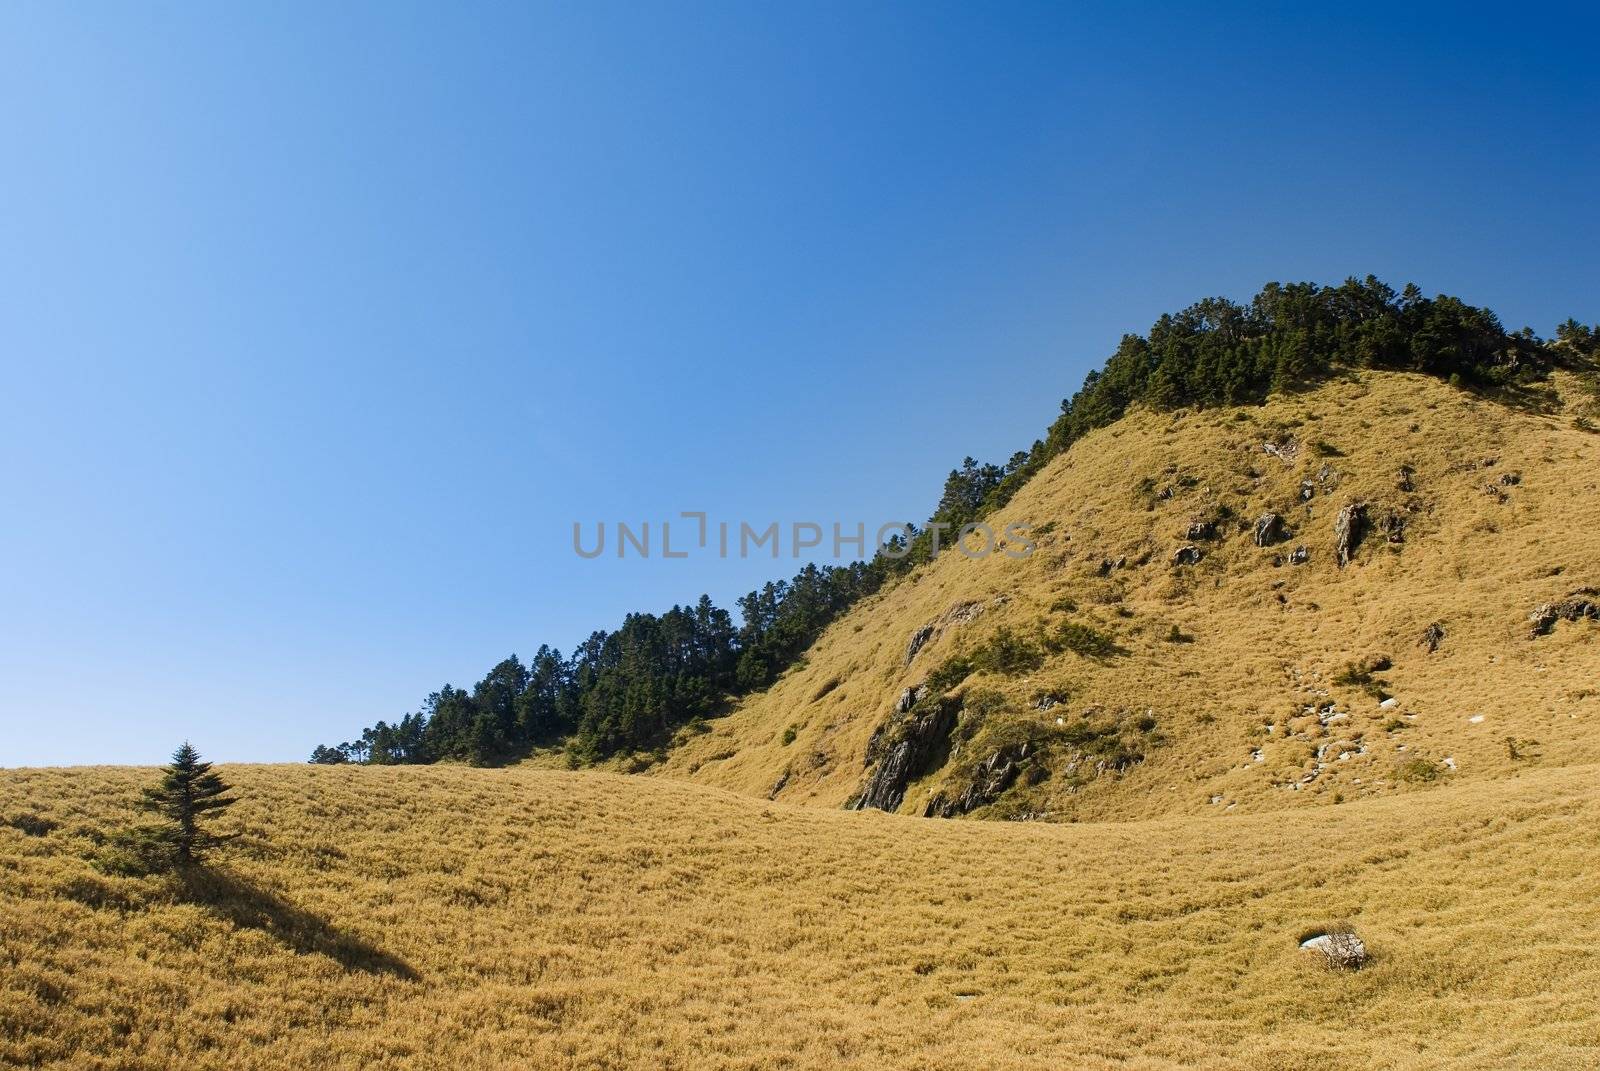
[1301, 929, 1367, 970]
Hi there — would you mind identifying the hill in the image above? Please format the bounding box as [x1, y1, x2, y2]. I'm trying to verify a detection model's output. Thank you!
[4, 762, 1598, 1070]
[656, 369, 1600, 821]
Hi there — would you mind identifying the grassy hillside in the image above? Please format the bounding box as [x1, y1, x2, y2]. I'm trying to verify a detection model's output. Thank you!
[657, 370, 1600, 820]
[4, 762, 1598, 1070]
[7, 366, 1598, 1069]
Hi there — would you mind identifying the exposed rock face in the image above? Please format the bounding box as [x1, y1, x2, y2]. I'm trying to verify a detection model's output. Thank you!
[1253, 512, 1285, 547]
[1288, 545, 1310, 566]
[924, 741, 1036, 818]
[1528, 589, 1600, 638]
[1185, 519, 1217, 541]
[1299, 480, 1316, 502]
[1172, 544, 1204, 566]
[904, 625, 935, 665]
[854, 699, 957, 812]
[1420, 622, 1446, 652]
[895, 685, 926, 715]
[1333, 503, 1367, 567]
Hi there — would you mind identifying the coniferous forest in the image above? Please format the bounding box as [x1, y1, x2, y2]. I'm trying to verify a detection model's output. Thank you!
[313, 276, 1597, 767]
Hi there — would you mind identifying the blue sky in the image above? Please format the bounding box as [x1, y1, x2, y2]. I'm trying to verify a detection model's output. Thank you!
[2, 3, 1596, 765]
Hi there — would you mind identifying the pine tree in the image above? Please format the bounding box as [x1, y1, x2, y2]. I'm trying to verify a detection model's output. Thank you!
[139, 742, 238, 866]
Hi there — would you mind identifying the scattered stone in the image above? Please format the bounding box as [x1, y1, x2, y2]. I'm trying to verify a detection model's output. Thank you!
[1528, 589, 1600, 638]
[1253, 512, 1285, 547]
[1299, 480, 1316, 502]
[1288, 545, 1310, 566]
[1333, 503, 1367, 568]
[1185, 519, 1217, 541]
[1443, 756, 1457, 771]
[1379, 697, 1398, 710]
[1420, 622, 1446, 653]
[1263, 439, 1300, 464]
[1468, 714, 1485, 724]
[1381, 512, 1405, 544]
[1172, 544, 1204, 566]
[924, 741, 1036, 818]
[1396, 465, 1415, 492]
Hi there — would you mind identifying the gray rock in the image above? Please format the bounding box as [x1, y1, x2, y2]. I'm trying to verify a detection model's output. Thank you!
[904, 625, 935, 665]
[924, 741, 1034, 818]
[1382, 511, 1405, 544]
[1253, 512, 1285, 547]
[895, 685, 926, 715]
[1172, 544, 1204, 566]
[854, 700, 957, 812]
[1333, 503, 1367, 568]
[1288, 545, 1310, 566]
[1302, 931, 1367, 970]
[1420, 622, 1446, 652]
[1528, 588, 1600, 638]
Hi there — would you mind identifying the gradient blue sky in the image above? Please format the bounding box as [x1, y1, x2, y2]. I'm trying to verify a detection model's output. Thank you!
[3, 3, 1596, 765]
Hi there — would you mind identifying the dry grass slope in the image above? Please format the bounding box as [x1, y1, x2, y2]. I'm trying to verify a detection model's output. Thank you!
[6, 369, 1598, 1068]
[3, 763, 1599, 1070]
[659, 371, 1600, 820]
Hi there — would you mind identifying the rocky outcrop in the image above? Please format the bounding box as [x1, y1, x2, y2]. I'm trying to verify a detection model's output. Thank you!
[1333, 503, 1367, 567]
[1528, 589, 1600, 638]
[1253, 512, 1285, 547]
[1184, 519, 1217, 541]
[1288, 545, 1310, 566]
[854, 699, 958, 812]
[1172, 544, 1204, 566]
[904, 625, 935, 665]
[923, 741, 1039, 818]
[895, 685, 926, 715]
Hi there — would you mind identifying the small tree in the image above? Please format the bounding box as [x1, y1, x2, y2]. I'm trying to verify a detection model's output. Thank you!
[139, 742, 238, 867]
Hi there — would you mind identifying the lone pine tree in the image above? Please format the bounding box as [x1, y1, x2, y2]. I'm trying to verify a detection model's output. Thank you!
[140, 742, 238, 866]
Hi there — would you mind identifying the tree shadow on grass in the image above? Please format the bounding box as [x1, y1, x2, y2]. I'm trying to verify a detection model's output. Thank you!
[176, 867, 419, 980]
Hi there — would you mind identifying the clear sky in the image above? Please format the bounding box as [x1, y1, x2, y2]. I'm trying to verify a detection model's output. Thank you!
[2, 3, 1596, 766]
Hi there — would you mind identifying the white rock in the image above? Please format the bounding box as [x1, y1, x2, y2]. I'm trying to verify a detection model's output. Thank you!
[1301, 932, 1367, 968]
[1468, 714, 1485, 724]
[1443, 756, 1457, 770]
[1379, 697, 1398, 710]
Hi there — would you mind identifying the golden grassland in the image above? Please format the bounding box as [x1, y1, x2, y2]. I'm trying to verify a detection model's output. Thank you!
[3, 762, 1598, 1070]
[659, 371, 1600, 819]
[6, 370, 1600, 1068]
